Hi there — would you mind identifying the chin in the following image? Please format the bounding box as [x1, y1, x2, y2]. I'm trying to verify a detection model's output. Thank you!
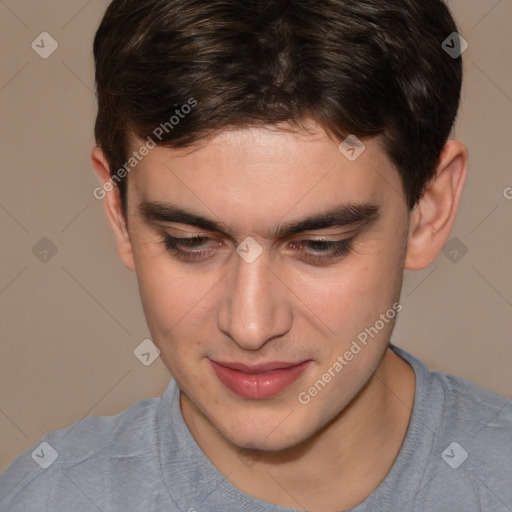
[230, 432, 301, 454]
[217, 412, 312, 453]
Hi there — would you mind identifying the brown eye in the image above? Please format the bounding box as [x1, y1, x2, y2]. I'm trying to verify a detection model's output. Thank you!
[162, 235, 218, 260]
[290, 238, 354, 264]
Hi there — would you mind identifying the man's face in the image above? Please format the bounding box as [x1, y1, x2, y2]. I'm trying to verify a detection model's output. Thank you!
[124, 122, 410, 451]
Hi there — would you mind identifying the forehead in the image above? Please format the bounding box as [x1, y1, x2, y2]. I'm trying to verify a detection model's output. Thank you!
[126, 123, 405, 232]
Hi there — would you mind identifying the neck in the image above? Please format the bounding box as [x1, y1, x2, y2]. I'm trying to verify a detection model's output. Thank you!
[180, 348, 416, 511]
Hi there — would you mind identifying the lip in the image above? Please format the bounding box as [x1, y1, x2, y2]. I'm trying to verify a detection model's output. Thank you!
[208, 359, 312, 399]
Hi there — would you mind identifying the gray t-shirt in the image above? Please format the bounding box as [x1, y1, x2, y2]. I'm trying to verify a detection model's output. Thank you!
[1, 345, 511, 511]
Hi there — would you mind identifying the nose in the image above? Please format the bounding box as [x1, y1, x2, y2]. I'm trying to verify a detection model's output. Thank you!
[217, 248, 292, 351]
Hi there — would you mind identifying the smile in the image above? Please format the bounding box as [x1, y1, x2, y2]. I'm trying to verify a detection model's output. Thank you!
[208, 359, 312, 399]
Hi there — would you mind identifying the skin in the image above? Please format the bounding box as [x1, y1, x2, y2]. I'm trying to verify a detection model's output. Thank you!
[92, 120, 467, 511]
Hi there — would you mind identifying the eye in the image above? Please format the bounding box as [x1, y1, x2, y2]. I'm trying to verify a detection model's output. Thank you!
[161, 233, 354, 264]
[161, 234, 220, 260]
[289, 238, 354, 264]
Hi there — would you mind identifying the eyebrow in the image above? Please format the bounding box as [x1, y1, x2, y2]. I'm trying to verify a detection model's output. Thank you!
[138, 201, 380, 239]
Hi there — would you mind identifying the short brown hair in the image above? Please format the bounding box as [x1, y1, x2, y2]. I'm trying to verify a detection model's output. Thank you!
[93, 0, 463, 212]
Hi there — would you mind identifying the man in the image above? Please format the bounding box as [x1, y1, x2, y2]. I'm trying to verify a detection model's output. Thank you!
[1, 0, 511, 510]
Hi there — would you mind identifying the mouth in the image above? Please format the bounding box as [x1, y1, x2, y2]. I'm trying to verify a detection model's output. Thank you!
[208, 359, 313, 400]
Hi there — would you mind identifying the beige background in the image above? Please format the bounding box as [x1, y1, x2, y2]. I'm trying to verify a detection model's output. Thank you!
[0, 0, 511, 472]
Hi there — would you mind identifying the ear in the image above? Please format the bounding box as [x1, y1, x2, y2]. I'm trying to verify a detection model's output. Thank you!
[91, 147, 136, 272]
[405, 140, 468, 270]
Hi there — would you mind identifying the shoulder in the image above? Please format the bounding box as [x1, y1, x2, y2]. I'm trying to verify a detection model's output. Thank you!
[393, 345, 512, 508]
[424, 362, 512, 507]
[0, 395, 161, 511]
[434, 370, 512, 459]
[432, 369, 512, 442]
[394, 345, 512, 441]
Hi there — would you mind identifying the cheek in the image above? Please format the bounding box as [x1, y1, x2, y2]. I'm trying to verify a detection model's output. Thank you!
[133, 245, 218, 368]
[295, 236, 405, 348]
[307, 259, 401, 322]
[137, 264, 205, 379]
[132, 242, 192, 335]
[352, 230, 406, 299]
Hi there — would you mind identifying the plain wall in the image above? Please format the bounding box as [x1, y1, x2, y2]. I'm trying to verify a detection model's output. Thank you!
[1, 0, 511, 472]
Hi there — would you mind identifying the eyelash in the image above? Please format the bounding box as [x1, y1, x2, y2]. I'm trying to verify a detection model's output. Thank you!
[160, 234, 354, 264]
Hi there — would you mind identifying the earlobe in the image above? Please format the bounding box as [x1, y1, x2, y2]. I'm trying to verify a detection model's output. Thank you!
[90, 147, 136, 272]
[405, 140, 468, 270]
